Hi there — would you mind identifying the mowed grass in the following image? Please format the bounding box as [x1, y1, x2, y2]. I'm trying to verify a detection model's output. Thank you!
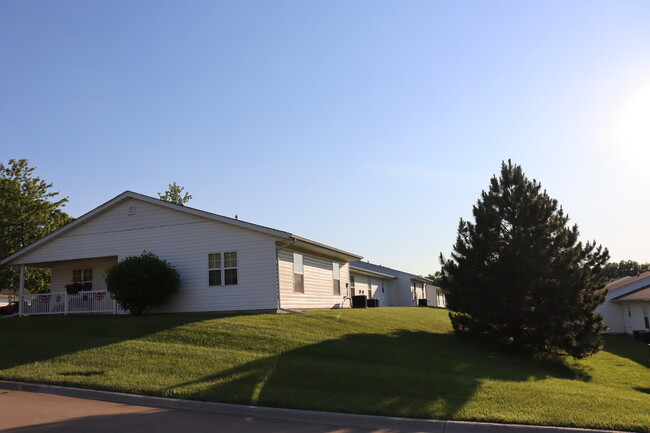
[0, 308, 648, 432]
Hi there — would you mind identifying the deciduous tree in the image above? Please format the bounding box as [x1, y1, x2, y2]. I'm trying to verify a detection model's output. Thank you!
[598, 260, 650, 281]
[0, 159, 72, 292]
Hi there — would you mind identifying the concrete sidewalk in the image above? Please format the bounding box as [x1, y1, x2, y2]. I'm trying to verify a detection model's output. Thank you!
[0, 381, 629, 433]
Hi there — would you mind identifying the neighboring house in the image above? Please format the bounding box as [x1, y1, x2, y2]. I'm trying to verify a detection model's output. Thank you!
[598, 272, 650, 334]
[349, 261, 439, 307]
[426, 285, 446, 308]
[1, 191, 363, 313]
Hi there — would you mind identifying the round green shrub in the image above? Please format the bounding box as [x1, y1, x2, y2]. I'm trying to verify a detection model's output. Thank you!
[105, 251, 181, 315]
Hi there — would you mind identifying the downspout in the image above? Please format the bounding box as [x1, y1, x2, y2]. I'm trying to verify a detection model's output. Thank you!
[18, 265, 25, 317]
[275, 238, 296, 311]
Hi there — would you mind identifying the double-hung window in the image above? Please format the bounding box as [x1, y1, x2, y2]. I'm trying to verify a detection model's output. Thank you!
[332, 262, 341, 295]
[293, 252, 304, 293]
[209, 252, 238, 286]
[72, 269, 92, 290]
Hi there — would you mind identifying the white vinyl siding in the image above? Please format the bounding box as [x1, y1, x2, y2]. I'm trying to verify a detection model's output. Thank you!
[348, 273, 389, 306]
[426, 285, 446, 308]
[18, 198, 280, 313]
[51, 257, 117, 293]
[279, 249, 350, 309]
[414, 281, 425, 301]
[349, 263, 434, 308]
[598, 276, 650, 334]
[622, 303, 649, 333]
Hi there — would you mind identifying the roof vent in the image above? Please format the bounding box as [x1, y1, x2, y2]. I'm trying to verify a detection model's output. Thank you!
[128, 205, 136, 216]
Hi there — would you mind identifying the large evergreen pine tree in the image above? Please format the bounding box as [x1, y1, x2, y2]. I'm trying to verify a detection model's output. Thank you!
[440, 161, 609, 358]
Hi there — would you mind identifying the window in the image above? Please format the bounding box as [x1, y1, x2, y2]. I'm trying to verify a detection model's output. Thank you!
[332, 262, 341, 295]
[224, 252, 238, 285]
[293, 252, 304, 293]
[643, 305, 649, 329]
[208, 252, 237, 286]
[72, 269, 92, 290]
[381, 281, 385, 293]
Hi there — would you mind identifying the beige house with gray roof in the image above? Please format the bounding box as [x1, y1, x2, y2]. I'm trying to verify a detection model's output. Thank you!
[598, 272, 650, 334]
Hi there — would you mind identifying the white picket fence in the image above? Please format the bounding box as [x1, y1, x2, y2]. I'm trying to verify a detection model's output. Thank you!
[20, 291, 116, 316]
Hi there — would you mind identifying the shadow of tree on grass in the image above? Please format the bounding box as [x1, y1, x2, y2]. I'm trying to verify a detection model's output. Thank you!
[167, 331, 590, 420]
[602, 334, 650, 368]
[0, 313, 236, 373]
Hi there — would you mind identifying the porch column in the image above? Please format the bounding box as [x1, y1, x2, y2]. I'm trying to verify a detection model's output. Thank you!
[18, 265, 25, 317]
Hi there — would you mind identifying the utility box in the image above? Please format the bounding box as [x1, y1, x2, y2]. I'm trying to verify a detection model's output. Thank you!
[352, 295, 367, 308]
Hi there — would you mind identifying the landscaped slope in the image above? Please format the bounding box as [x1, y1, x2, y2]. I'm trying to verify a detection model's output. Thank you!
[0, 308, 648, 432]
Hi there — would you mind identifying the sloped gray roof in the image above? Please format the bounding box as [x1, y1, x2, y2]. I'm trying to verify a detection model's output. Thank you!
[611, 283, 650, 302]
[2, 191, 363, 265]
[350, 261, 432, 283]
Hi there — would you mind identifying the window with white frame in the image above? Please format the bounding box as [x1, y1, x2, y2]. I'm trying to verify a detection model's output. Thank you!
[293, 252, 304, 293]
[332, 262, 341, 295]
[72, 269, 92, 290]
[208, 252, 238, 286]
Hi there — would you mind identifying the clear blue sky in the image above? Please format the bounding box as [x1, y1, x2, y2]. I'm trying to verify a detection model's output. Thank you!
[2, 1, 650, 275]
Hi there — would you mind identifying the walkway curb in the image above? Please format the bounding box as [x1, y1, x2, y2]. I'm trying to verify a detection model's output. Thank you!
[0, 381, 630, 433]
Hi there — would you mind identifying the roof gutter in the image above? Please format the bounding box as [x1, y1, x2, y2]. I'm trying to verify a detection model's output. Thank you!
[291, 235, 363, 261]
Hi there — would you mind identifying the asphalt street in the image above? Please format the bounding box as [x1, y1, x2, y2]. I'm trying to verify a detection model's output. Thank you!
[0, 389, 398, 433]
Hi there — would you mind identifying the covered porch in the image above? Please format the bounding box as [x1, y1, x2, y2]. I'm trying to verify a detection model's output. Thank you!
[14, 256, 118, 317]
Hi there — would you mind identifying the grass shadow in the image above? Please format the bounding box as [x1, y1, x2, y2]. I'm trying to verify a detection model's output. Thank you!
[165, 330, 590, 419]
[0, 313, 246, 373]
[602, 334, 650, 368]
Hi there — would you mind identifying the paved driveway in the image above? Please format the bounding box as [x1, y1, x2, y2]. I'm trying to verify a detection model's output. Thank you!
[0, 389, 401, 433]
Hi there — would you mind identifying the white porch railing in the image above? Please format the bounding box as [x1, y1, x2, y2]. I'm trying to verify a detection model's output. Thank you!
[20, 291, 116, 316]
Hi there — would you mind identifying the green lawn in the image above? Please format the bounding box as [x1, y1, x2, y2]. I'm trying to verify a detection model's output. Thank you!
[1, 308, 648, 432]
